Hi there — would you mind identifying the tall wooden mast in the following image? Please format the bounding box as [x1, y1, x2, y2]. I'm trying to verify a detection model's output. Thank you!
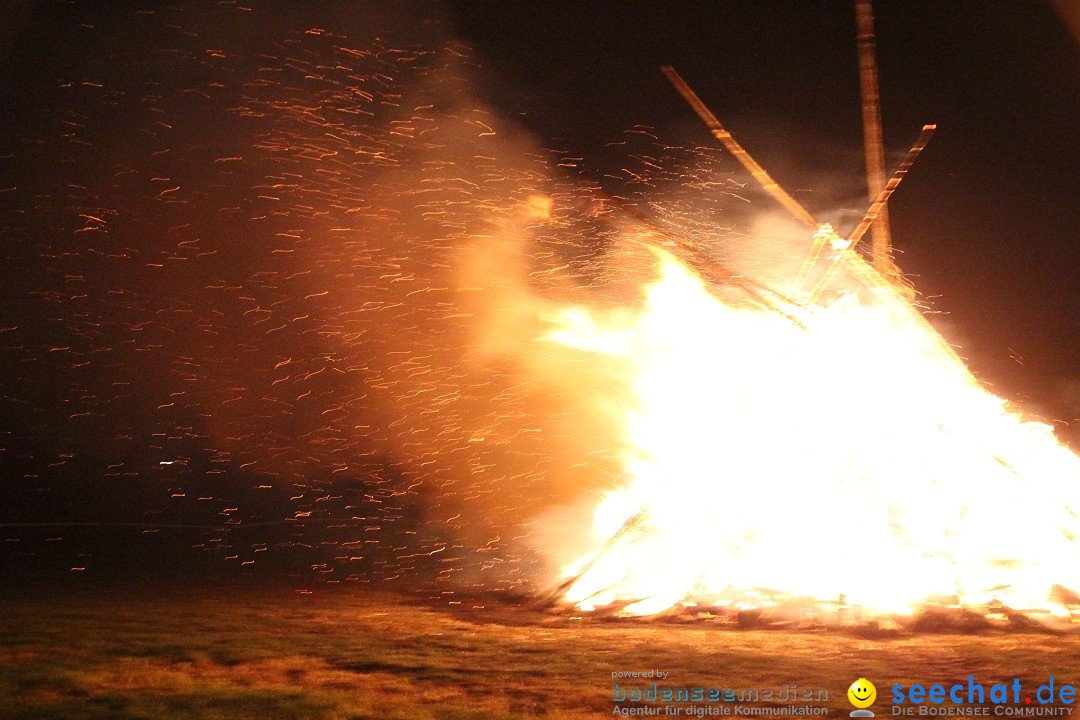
[856, 0, 894, 275]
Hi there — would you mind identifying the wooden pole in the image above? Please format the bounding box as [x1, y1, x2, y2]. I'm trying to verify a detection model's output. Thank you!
[807, 125, 935, 303]
[662, 65, 819, 229]
[856, 0, 894, 273]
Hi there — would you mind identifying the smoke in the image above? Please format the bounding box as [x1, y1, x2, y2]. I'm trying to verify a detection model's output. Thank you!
[0, 1, 683, 589]
[1052, 0, 1080, 47]
[5, 1, 1016, 597]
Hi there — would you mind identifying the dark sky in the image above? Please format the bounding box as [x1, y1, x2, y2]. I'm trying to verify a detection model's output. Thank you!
[0, 1, 1078, 584]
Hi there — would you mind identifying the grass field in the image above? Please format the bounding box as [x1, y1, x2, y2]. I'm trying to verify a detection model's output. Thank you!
[3, 588, 1080, 719]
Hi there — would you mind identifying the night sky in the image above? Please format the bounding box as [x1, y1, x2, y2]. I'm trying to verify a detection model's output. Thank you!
[1, 1, 1078, 587]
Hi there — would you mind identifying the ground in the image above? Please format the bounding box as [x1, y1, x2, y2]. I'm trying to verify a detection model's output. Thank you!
[3, 588, 1079, 719]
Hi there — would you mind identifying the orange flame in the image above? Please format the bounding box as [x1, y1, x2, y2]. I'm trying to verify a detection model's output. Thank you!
[544, 246, 1080, 619]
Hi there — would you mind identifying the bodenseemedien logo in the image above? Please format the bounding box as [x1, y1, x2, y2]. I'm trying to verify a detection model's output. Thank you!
[849, 678, 877, 718]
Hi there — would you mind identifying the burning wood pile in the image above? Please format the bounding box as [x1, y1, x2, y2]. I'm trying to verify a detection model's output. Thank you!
[533, 68, 1080, 632]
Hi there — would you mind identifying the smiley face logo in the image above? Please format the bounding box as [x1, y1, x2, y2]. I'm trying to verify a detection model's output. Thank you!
[848, 678, 877, 709]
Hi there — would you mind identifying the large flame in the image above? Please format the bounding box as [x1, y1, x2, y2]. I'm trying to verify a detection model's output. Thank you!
[545, 245, 1080, 619]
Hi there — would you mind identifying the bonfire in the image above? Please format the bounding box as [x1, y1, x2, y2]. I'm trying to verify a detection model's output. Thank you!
[540, 68, 1080, 629]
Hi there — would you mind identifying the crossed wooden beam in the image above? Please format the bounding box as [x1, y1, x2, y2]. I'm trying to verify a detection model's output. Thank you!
[660, 65, 935, 307]
[539, 67, 946, 613]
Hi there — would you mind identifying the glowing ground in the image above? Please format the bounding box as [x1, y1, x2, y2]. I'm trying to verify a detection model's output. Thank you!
[3, 589, 1080, 719]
